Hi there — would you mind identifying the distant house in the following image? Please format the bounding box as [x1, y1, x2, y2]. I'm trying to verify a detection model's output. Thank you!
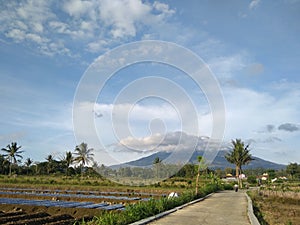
[260, 173, 269, 181]
[239, 174, 247, 179]
[225, 173, 237, 181]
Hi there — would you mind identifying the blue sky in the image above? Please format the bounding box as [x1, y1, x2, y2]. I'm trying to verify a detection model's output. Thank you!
[0, 0, 299, 166]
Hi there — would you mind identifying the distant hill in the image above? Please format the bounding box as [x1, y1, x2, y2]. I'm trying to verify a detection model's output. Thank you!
[111, 150, 286, 170]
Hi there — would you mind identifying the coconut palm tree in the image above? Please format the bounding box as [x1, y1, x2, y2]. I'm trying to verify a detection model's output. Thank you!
[1, 142, 23, 176]
[65, 151, 73, 168]
[153, 157, 162, 179]
[46, 155, 55, 174]
[25, 158, 33, 167]
[25, 158, 33, 175]
[74, 142, 94, 176]
[225, 139, 253, 188]
[61, 151, 74, 176]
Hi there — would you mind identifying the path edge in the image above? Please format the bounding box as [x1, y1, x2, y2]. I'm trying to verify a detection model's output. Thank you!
[245, 192, 260, 225]
[129, 193, 214, 225]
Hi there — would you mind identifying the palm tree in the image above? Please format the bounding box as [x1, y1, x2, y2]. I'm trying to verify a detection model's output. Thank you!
[153, 157, 162, 179]
[61, 151, 73, 176]
[73, 142, 94, 176]
[25, 158, 33, 167]
[225, 139, 254, 188]
[65, 151, 73, 168]
[46, 154, 54, 174]
[25, 158, 33, 175]
[1, 142, 23, 176]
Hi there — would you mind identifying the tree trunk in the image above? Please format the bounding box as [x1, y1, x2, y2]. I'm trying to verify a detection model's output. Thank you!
[81, 164, 83, 178]
[195, 162, 202, 195]
[9, 164, 12, 176]
[236, 165, 242, 188]
[9, 158, 12, 176]
[195, 172, 200, 195]
[235, 165, 240, 188]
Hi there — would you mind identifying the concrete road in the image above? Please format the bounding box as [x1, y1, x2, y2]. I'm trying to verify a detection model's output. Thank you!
[147, 190, 251, 225]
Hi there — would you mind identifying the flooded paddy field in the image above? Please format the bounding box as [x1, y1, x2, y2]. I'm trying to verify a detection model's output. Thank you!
[0, 186, 167, 224]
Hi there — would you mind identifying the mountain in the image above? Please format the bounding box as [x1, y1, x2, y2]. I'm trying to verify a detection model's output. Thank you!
[112, 150, 286, 170]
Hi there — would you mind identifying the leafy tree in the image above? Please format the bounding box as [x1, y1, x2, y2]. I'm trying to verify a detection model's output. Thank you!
[176, 164, 196, 177]
[225, 167, 234, 176]
[74, 142, 94, 176]
[286, 163, 300, 180]
[0, 155, 9, 174]
[1, 142, 23, 176]
[225, 139, 254, 188]
[247, 175, 257, 184]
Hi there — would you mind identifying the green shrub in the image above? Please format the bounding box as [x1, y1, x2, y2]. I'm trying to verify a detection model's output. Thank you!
[81, 184, 223, 225]
[247, 175, 257, 184]
[223, 183, 234, 190]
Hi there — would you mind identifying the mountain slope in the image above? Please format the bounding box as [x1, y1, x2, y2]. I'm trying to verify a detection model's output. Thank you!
[112, 150, 286, 170]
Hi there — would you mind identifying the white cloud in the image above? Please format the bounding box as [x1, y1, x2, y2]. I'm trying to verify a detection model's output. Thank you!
[222, 80, 300, 163]
[249, 0, 261, 10]
[153, 1, 175, 16]
[98, 0, 153, 38]
[5, 29, 26, 42]
[208, 53, 247, 79]
[0, 0, 176, 56]
[62, 0, 93, 17]
[86, 39, 111, 53]
[25, 33, 47, 44]
[32, 22, 44, 33]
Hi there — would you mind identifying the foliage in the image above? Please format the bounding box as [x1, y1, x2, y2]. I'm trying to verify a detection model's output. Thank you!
[74, 143, 94, 167]
[286, 163, 300, 180]
[1, 142, 23, 176]
[225, 139, 254, 188]
[247, 175, 257, 184]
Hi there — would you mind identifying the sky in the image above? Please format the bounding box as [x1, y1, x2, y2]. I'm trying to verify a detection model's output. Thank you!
[0, 0, 299, 166]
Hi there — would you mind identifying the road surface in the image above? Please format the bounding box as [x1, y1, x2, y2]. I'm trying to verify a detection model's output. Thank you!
[147, 190, 251, 225]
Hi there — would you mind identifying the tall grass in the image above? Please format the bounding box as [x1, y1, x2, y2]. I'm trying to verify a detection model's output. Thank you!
[80, 183, 223, 225]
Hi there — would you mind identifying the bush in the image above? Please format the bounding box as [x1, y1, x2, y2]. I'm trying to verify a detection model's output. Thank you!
[247, 175, 257, 184]
[223, 183, 234, 190]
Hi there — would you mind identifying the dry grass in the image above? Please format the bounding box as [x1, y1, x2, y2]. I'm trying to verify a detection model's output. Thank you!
[249, 190, 300, 225]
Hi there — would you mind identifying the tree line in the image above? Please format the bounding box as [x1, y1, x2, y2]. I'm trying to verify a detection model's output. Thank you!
[1, 139, 299, 182]
[1, 142, 95, 177]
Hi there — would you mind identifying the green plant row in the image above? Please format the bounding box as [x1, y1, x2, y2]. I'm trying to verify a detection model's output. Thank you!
[78, 183, 224, 225]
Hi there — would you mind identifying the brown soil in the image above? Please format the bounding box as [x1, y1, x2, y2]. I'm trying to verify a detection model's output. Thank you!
[251, 191, 300, 225]
[0, 203, 104, 224]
